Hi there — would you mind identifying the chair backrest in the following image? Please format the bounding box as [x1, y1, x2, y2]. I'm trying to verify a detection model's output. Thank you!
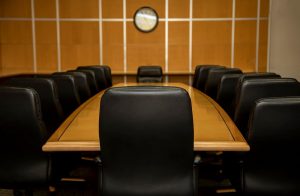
[3, 77, 64, 134]
[243, 97, 300, 195]
[69, 69, 99, 95]
[101, 65, 112, 87]
[236, 72, 281, 94]
[51, 74, 81, 117]
[193, 65, 224, 91]
[99, 86, 194, 196]
[77, 65, 111, 90]
[137, 66, 163, 83]
[216, 73, 243, 116]
[233, 78, 300, 137]
[192, 65, 222, 88]
[204, 68, 242, 100]
[0, 86, 51, 188]
[53, 72, 91, 103]
[216, 72, 280, 117]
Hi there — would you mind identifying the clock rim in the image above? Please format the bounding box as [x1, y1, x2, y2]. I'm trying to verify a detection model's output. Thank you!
[133, 6, 159, 33]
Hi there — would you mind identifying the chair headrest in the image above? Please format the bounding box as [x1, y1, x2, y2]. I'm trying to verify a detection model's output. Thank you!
[137, 66, 163, 77]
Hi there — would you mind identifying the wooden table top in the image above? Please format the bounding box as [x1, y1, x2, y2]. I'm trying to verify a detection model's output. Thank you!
[42, 83, 250, 152]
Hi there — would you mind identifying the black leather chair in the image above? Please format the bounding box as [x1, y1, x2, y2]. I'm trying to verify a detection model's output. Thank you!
[3, 78, 64, 135]
[51, 74, 81, 117]
[68, 69, 99, 95]
[193, 65, 224, 91]
[0, 86, 61, 193]
[136, 66, 163, 83]
[216, 73, 243, 117]
[101, 65, 112, 87]
[99, 86, 196, 196]
[233, 78, 300, 137]
[53, 72, 91, 103]
[204, 68, 242, 100]
[240, 97, 300, 195]
[235, 73, 281, 95]
[192, 65, 222, 88]
[216, 72, 280, 118]
[77, 65, 112, 90]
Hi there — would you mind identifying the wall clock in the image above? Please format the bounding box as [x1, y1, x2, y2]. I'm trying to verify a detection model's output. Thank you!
[134, 7, 159, 33]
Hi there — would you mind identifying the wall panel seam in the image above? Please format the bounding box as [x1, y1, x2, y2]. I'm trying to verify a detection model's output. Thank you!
[31, 0, 37, 72]
[189, 0, 193, 85]
[165, 0, 169, 79]
[56, 0, 61, 71]
[0, 18, 269, 22]
[267, 0, 272, 72]
[231, 0, 236, 68]
[256, 0, 261, 72]
[123, 0, 127, 75]
[99, 0, 103, 64]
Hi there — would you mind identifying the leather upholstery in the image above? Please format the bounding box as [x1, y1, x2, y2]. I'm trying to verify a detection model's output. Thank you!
[216, 73, 243, 117]
[69, 69, 99, 95]
[192, 65, 222, 88]
[193, 65, 224, 91]
[137, 66, 163, 83]
[51, 74, 81, 117]
[204, 68, 242, 100]
[233, 78, 300, 137]
[53, 72, 91, 103]
[3, 77, 64, 134]
[101, 65, 112, 87]
[242, 97, 300, 195]
[77, 65, 112, 90]
[0, 86, 53, 188]
[235, 73, 281, 95]
[99, 86, 195, 196]
[192, 65, 202, 88]
[216, 72, 280, 118]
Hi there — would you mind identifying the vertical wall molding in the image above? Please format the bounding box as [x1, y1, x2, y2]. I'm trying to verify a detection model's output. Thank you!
[165, 0, 169, 82]
[123, 0, 127, 82]
[255, 0, 261, 72]
[55, 0, 61, 71]
[188, 0, 193, 84]
[267, 0, 272, 72]
[31, 0, 37, 72]
[231, 0, 236, 68]
[99, 0, 103, 64]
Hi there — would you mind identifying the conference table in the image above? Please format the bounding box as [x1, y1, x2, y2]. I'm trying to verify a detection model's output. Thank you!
[42, 82, 250, 152]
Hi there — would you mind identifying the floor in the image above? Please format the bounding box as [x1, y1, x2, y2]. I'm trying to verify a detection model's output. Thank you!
[0, 154, 239, 196]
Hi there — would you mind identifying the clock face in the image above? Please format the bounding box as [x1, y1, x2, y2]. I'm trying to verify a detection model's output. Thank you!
[134, 7, 159, 32]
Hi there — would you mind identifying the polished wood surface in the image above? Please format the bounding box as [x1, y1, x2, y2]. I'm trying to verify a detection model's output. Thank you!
[102, 22, 124, 72]
[169, 22, 190, 72]
[36, 21, 58, 73]
[258, 20, 268, 72]
[102, 0, 123, 18]
[127, 21, 165, 72]
[0, 21, 34, 75]
[60, 21, 100, 71]
[59, 0, 99, 18]
[192, 21, 232, 69]
[43, 83, 249, 152]
[234, 20, 257, 71]
[193, 0, 232, 18]
[235, 0, 257, 18]
[0, 0, 269, 76]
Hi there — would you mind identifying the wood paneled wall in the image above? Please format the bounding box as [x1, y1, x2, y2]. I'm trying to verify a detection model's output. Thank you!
[0, 0, 269, 77]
